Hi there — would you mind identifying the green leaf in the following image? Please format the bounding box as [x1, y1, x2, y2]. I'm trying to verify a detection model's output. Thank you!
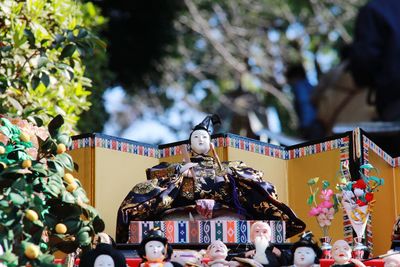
[33, 219, 44, 227]
[77, 29, 88, 38]
[7, 97, 23, 112]
[32, 116, 44, 127]
[73, 188, 89, 203]
[307, 194, 314, 205]
[24, 29, 35, 47]
[0, 250, 18, 266]
[11, 177, 26, 191]
[31, 75, 41, 89]
[54, 34, 66, 46]
[39, 137, 58, 155]
[37, 57, 50, 68]
[31, 162, 48, 176]
[92, 37, 107, 49]
[47, 160, 65, 177]
[0, 126, 11, 138]
[360, 163, 374, 170]
[0, 200, 9, 207]
[41, 72, 50, 87]
[61, 191, 76, 204]
[9, 192, 25, 205]
[38, 253, 55, 264]
[78, 231, 90, 245]
[369, 176, 384, 186]
[55, 153, 74, 171]
[56, 133, 72, 147]
[43, 213, 57, 229]
[48, 115, 64, 138]
[63, 219, 82, 234]
[60, 44, 76, 59]
[92, 216, 105, 232]
[44, 183, 60, 198]
[322, 180, 330, 189]
[307, 177, 319, 185]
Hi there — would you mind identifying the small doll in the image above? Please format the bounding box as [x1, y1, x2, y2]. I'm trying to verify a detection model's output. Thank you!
[234, 221, 290, 267]
[383, 250, 400, 267]
[206, 240, 239, 267]
[290, 231, 322, 267]
[331, 240, 365, 267]
[139, 228, 181, 267]
[79, 243, 126, 267]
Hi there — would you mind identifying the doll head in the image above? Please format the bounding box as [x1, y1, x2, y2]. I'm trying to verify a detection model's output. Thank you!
[190, 128, 211, 155]
[139, 228, 172, 262]
[384, 250, 400, 267]
[94, 255, 115, 267]
[250, 221, 271, 244]
[291, 232, 322, 267]
[79, 243, 126, 267]
[189, 114, 220, 155]
[207, 240, 228, 261]
[332, 240, 352, 265]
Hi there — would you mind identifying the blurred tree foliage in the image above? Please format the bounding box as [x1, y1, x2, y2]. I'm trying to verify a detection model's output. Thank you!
[99, 0, 367, 138]
[0, 0, 107, 135]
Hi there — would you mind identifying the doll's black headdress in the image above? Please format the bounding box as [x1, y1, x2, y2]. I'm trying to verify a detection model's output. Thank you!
[189, 114, 221, 138]
[138, 228, 173, 260]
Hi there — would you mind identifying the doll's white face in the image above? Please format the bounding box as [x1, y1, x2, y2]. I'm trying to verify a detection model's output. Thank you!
[332, 240, 352, 264]
[384, 253, 400, 267]
[208, 240, 228, 260]
[385, 258, 400, 267]
[145, 240, 165, 261]
[250, 222, 271, 243]
[293, 247, 316, 267]
[94, 255, 115, 267]
[190, 129, 210, 154]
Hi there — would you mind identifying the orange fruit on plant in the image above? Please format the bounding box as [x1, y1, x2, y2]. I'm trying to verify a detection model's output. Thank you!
[24, 244, 40, 259]
[0, 162, 7, 170]
[25, 209, 39, 222]
[55, 223, 67, 234]
[56, 143, 66, 154]
[66, 182, 78, 192]
[22, 159, 32, 168]
[63, 173, 75, 184]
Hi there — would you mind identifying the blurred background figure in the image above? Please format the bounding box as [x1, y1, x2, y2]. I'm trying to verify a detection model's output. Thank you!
[286, 64, 324, 140]
[348, 0, 400, 121]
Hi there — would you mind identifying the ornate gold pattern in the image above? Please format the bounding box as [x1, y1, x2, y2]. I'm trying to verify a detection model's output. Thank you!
[133, 181, 156, 194]
[253, 201, 272, 214]
[180, 177, 195, 200]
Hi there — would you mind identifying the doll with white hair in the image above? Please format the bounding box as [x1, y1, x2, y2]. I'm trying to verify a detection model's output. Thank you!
[235, 221, 290, 267]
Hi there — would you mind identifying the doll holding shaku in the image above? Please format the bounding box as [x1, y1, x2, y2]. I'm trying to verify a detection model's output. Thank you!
[331, 240, 365, 267]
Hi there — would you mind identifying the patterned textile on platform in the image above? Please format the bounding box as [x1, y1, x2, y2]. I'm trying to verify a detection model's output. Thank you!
[127, 220, 285, 244]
